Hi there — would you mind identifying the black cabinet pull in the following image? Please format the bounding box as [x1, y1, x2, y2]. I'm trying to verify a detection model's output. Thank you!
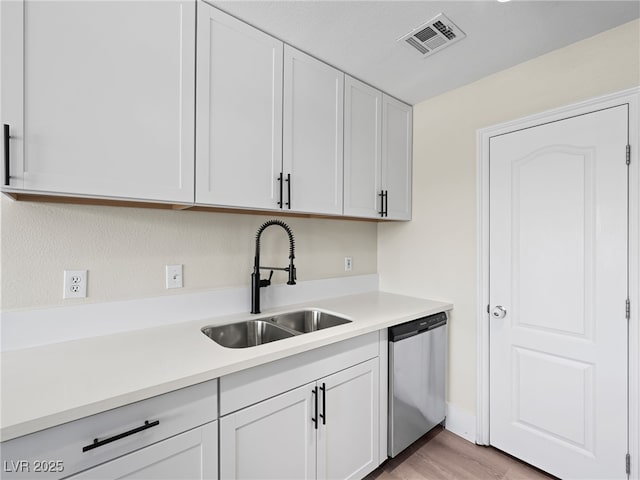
[4, 124, 10, 186]
[82, 420, 160, 453]
[277, 173, 283, 208]
[285, 173, 291, 209]
[384, 190, 388, 217]
[311, 386, 318, 429]
[378, 190, 385, 217]
[319, 383, 326, 425]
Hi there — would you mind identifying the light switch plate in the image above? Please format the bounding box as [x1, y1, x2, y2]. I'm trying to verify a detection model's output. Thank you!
[344, 256, 353, 272]
[166, 264, 183, 289]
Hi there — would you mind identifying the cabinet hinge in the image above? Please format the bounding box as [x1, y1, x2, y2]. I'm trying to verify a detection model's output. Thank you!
[487, 304, 490, 314]
[626, 299, 631, 321]
[627, 145, 631, 166]
[626, 453, 631, 475]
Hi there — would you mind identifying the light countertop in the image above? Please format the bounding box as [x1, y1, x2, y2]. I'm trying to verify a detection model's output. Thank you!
[0, 291, 452, 442]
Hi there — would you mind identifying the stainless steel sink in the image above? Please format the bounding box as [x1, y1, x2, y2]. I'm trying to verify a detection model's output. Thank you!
[201, 320, 296, 349]
[202, 310, 352, 348]
[267, 309, 352, 333]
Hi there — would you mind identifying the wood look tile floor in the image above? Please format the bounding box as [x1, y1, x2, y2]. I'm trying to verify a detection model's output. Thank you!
[365, 427, 557, 480]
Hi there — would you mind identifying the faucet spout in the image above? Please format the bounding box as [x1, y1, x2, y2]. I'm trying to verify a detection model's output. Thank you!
[251, 220, 296, 314]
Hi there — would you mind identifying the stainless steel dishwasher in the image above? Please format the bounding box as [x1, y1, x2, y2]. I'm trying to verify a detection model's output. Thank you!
[388, 311, 447, 457]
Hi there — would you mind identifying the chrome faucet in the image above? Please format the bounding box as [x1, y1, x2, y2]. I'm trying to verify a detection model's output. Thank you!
[251, 220, 296, 314]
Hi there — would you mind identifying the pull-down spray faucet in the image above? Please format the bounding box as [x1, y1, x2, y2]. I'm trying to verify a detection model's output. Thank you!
[251, 220, 296, 314]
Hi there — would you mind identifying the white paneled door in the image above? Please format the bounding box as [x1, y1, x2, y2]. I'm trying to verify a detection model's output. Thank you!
[489, 105, 629, 479]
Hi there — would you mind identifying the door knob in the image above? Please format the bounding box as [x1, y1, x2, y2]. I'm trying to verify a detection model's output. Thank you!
[491, 305, 507, 319]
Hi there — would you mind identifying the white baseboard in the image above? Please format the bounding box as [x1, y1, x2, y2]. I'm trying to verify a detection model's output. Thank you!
[446, 402, 477, 443]
[0, 274, 379, 352]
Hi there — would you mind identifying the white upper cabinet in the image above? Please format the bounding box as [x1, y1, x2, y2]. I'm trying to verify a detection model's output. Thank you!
[1, 1, 412, 219]
[195, 4, 283, 210]
[343, 76, 383, 218]
[0, 0, 196, 203]
[382, 94, 413, 220]
[283, 46, 344, 215]
[344, 81, 412, 220]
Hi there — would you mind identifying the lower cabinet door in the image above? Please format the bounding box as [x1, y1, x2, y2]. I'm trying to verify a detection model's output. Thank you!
[220, 383, 316, 480]
[317, 359, 380, 480]
[67, 421, 218, 480]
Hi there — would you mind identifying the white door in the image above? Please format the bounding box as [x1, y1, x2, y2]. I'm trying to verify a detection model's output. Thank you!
[489, 105, 629, 479]
[195, 4, 283, 210]
[317, 359, 380, 480]
[68, 422, 218, 480]
[343, 76, 383, 219]
[381, 95, 412, 220]
[220, 383, 316, 480]
[283, 46, 344, 215]
[0, 0, 195, 203]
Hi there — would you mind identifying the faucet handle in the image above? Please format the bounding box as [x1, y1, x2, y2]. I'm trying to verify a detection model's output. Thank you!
[259, 270, 274, 288]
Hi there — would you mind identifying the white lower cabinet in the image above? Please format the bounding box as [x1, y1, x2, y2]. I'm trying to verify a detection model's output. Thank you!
[220, 358, 379, 480]
[317, 360, 380, 480]
[0, 380, 218, 480]
[220, 383, 315, 480]
[68, 421, 218, 480]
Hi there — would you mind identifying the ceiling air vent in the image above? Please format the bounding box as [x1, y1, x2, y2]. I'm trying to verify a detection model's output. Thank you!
[399, 13, 466, 58]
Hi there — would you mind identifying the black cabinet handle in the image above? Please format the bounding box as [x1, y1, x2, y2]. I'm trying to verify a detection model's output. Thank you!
[311, 387, 318, 429]
[285, 173, 291, 210]
[82, 420, 160, 453]
[378, 190, 385, 217]
[384, 190, 388, 217]
[277, 173, 283, 208]
[319, 383, 326, 425]
[4, 124, 10, 186]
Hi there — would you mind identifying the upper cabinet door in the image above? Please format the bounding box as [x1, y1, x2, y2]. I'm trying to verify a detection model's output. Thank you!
[195, 4, 283, 210]
[0, 1, 196, 203]
[381, 95, 412, 220]
[343, 76, 382, 219]
[283, 46, 344, 215]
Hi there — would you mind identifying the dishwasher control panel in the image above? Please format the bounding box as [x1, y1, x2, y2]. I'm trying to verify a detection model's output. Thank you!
[388, 311, 447, 342]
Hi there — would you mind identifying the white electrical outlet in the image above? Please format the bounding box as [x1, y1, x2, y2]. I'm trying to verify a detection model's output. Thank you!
[63, 270, 87, 299]
[166, 264, 183, 289]
[344, 256, 353, 272]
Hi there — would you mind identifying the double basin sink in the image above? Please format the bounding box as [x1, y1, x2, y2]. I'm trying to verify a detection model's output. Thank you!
[202, 309, 352, 349]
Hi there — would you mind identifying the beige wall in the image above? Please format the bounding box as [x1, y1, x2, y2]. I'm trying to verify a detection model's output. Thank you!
[378, 19, 640, 415]
[1, 197, 377, 310]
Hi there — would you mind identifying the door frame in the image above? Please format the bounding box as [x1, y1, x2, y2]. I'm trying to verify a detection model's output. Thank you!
[475, 87, 640, 477]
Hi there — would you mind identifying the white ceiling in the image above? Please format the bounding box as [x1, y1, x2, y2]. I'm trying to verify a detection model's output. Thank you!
[211, 0, 640, 105]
